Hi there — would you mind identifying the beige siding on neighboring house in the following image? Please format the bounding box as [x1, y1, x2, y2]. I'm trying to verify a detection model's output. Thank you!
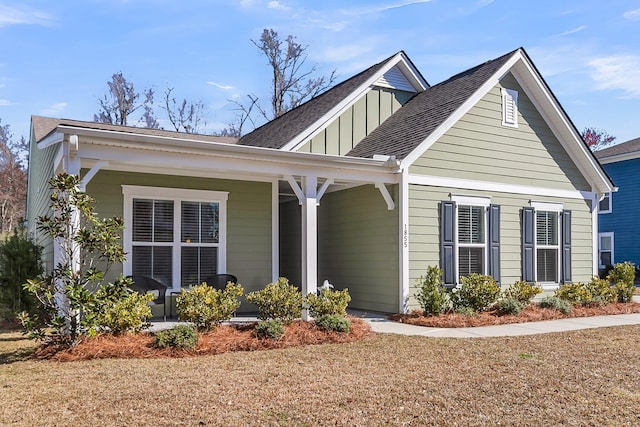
[407, 185, 593, 309]
[409, 74, 591, 192]
[299, 87, 414, 155]
[317, 184, 399, 313]
[85, 170, 273, 299]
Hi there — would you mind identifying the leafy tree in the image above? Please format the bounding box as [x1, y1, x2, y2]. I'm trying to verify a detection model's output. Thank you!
[94, 72, 158, 127]
[0, 228, 43, 315]
[220, 28, 336, 136]
[581, 127, 616, 151]
[20, 173, 130, 345]
[0, 119, 27, 233]
[161, 87, 207, 134]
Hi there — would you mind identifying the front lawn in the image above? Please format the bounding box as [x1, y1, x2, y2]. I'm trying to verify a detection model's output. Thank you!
[1, 325, 639, 426]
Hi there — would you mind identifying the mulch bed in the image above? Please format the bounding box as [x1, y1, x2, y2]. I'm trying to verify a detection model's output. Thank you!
[390, 301, 640, 328]
[35, 316, 371, 362]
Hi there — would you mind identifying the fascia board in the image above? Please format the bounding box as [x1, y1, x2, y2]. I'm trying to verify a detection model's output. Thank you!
[400, 53, 521, 169]
[37, 130, 64, 149]
[509, 56, 615, 194]
[282, 53, 427, 152]
[597, 152, 640, 164]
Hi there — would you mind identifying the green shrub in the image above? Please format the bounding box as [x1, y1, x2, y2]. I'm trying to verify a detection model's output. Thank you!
[607, 262, 636, 303]
[246, 277, 302, 322]
[495, 297, 525, 315]
[93, 291, 154, 334]
[538, 296, 572, 314]
[586, 277, 616, 305]
[449, 274, 501, 312]
[454, 306, 477, 316]
[414, 266, 448, 316]
[0, 228, 43, 315]
[315, 314, 350, 332]
[502, 280, 543, 305]
[254, 319, 284, 339]
[555, 278, 616, 306]
[154, 324, 198, 349]
[176, 282, 243, 332]
[304, 287, 351, 317]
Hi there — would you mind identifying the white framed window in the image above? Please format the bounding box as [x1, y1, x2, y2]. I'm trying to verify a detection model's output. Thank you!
[501, 88, 518, 127]
[453, 196, 490, 278]
[598, 192, 612, 214]
[122, 186, 228, 291]
[530, 202, 562, 284]
[598, 232, 614, 269]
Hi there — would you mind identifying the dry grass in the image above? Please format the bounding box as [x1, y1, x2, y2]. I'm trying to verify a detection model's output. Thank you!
[1, 323, 640, 426]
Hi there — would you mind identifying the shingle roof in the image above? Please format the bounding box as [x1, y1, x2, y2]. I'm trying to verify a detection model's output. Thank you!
[594, 137, 640, 159]
[31, 115, 239, 145]
[347, 49, 519, 159]
[237, 52, 406, 149]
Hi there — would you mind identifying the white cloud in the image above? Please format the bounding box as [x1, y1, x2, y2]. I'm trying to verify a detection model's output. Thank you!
[207, 82, 233, 90]
[588, 55, 640, 98]
[267, 1, 290, 11]
[339, 0, 432, 16]
[0, 99, 11, 106]
[553, 25, 587, 37]
[238, 0, 254, 9]
[42, 102, 67, 116]
[623, 8, 640, 21]
[0, 5, 53, 27]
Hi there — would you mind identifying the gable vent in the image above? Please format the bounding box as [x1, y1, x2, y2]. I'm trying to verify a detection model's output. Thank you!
[374, 66, 417, 92]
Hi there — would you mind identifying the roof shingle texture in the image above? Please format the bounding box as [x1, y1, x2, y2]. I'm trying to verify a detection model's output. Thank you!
[347, 49, 518, 159]
[237, 53, 401, 149]
[594, 137, 640, 159]
[31, 115, 238, 145]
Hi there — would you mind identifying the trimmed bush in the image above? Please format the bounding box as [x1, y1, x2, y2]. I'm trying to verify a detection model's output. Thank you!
[502, 280, 543, 305]
[254, 319, 284, 339]
[414, 266, 448, 316]
[93, 291, 154, 334]
[555, 278, 616, 306]
[450, 274, 501, 312]
[315, 314, 350, 332]
[607, 262, 636, 303]
[495, 296, 525, 315]
[246, 277, 302, 322]
[538, 296, 572, 314]
[304, 288, 351, 317]
[155, 324, 198, 349]
[176, 282, 243, 332]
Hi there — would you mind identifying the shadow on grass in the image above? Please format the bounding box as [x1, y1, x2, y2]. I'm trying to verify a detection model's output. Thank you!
[0, 329, 37, 364]
[0, 346, 35, 364]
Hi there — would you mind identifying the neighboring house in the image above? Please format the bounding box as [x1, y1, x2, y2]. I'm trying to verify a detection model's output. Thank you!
[595, 138, 640, 270]
[27, 47, 614, 315]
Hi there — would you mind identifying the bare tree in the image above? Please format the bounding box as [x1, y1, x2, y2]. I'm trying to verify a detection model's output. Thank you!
[94, 72, 158, 127]
[0, 120, 27, 233]
[161, 87, 207, 134]
[215, 94, 262, 137]
[254, 28, 336, 119]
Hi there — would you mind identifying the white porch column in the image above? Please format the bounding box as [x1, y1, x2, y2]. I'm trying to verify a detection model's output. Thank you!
[301, 175, 318, 320]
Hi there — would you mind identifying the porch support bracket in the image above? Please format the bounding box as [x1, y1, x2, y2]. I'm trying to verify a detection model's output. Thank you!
[79, 161, 109, 191]
[285, 175, 306, 205]
[375, 182, 395, 210]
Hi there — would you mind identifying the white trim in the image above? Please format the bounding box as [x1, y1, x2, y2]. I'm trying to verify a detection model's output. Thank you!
[451, 194, 491, 207]
[79, 160, 108, 191]
[598, 151, 640, 164]
[121, 185, 228, 291]
[501, 88, 518, 127]
[598, 192, 612, 214]
[598, 232, 614, 269]
[301, 175, 318, 321]
[375, 182, 395, 210]
[591, 193, 599, 275]
[408, 173, 586, 200]
[530, 201, 563, 212]
[272, 179, 279, 282]
[316, 178, 334, 202]
[399, 169, 409, 313]
[282, 52, 428, 152]
[285, 175, 305, 204]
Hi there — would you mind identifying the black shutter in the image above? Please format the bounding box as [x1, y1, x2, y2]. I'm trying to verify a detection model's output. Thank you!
[488, 205, 501, 283]
[440, 201, 456, 286]
[522, 207, 535, 283]
[562, 210, 572, 283]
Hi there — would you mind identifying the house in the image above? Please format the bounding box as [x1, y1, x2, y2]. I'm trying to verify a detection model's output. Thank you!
[595, 138, 640, 270]
[27, 47, 614, 315]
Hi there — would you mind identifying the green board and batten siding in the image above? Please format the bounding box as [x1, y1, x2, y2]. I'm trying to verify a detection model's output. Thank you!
[317, 185, 399, 313]
[298, 87, 414, 155]
[406, 75, 593, 308]
[85, 170, 273, 296]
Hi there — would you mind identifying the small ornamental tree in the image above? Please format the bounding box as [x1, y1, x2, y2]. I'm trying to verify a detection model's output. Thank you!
[20, 173, 128, 345]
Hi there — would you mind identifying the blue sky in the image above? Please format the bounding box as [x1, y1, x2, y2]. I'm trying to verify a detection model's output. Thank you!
[1, 0, 639, 145]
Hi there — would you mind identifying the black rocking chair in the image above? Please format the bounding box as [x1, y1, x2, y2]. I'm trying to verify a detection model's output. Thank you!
[203, 274, 238, 290]
[127, 275, 170, 321]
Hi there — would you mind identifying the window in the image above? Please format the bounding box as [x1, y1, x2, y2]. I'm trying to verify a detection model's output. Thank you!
[598, 233, 614, 269]
[123, 186, 228, 291]
[598, 193, 611, 214]
[440, 196, 500, 286]
[501, 88, 518, 127]
[522, 202, 570, 286]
